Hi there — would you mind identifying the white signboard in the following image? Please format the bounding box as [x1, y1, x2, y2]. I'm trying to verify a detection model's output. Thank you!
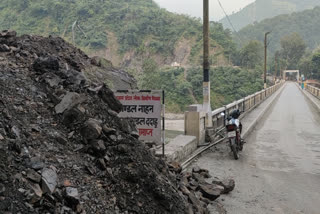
[115, 90, 163, 144]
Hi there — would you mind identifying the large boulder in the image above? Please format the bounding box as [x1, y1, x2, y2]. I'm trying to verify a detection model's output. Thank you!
[212, 179, 235, 194]
[197, 184, 224, 201]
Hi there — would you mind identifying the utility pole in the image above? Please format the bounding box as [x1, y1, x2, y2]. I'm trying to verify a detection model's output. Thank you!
[274, 53, 277, 84]
[203, 0, 212, 127]
[264, 32, 271, 89]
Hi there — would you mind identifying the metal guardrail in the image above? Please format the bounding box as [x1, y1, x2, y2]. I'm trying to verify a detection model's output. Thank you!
[210, 81, 285, 132]
[306, 84, 320, 100]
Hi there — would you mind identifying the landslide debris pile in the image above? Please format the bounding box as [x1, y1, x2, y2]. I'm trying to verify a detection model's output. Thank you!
[0, 30, 234, 214]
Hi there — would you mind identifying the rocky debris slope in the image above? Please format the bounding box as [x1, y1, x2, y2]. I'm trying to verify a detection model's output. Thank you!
[168, 163, 235, 213]
[0, 30, 234, 214]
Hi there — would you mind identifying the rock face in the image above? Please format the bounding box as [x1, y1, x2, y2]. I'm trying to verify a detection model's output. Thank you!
[0, 31, 194, 214]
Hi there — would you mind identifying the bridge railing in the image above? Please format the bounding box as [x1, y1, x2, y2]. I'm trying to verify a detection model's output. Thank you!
[210, 81, 285, 135]
[185, 81, 285, 144]
[306, 84, 320, 99]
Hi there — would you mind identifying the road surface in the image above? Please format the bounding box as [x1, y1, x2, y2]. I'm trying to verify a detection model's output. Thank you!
[190, 83, 320, 214]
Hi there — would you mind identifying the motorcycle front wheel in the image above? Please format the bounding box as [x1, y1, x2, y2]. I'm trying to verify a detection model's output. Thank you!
[230, 138, 239, 160]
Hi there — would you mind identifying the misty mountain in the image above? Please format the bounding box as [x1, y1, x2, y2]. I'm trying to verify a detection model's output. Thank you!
[234, 6, 320, 54]
[220, 0, 320, 31]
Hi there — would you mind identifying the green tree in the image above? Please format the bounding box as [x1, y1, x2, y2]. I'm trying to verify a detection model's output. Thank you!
[299, 57, 314, 78]
[311, 52, 320, 79]
[239, 40, 264, 69]
[298, 51, 320, 80]
[279, 33, 306, 69]
[139, 58, 160, 89]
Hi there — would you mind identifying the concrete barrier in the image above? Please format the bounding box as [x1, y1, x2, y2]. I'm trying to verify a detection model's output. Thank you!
[156, 135, 197, 162]
[184, 106, 206, 144]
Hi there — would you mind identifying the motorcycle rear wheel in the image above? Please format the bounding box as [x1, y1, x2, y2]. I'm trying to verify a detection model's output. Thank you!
[230, 139, 239, 160]
[239, 141, 243, 151]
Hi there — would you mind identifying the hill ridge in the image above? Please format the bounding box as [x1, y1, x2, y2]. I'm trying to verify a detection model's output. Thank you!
[220, 0, 320, 30]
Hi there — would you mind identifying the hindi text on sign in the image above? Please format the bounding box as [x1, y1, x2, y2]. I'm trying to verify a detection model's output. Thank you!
[115, 91, 162, 144]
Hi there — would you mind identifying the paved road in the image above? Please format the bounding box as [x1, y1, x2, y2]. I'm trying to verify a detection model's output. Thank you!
[190, 83, 320, 214]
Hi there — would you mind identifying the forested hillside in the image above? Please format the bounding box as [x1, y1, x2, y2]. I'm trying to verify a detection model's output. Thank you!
[0, 0, 234, 69]
[234, 7, 320, 54]
[139, 62, 263, 112]
[220, 0, 320, 30]
[231, 6, 320, 81]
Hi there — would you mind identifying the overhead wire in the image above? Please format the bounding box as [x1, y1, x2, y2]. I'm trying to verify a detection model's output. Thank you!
[217, 0, 276, 52]
[216, 0, 245, 44]
[217, 0, 237, 32]
[217, 0, 277, 74]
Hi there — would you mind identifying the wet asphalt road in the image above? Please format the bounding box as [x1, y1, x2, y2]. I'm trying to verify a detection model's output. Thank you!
[191, 83, 320, 214]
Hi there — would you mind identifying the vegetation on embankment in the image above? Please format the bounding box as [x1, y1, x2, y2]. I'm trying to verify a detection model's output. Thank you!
[139, 62, 263, 112]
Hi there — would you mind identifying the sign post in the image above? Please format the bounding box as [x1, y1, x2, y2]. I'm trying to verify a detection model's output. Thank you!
[115, 90, 165, 155]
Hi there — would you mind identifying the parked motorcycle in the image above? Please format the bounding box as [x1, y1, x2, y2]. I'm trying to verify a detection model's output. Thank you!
[222, 109, 244, 160]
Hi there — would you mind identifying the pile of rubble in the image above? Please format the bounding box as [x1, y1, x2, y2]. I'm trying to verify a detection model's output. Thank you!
[168, 163, 235, 213]
[0, 30, 234, 214]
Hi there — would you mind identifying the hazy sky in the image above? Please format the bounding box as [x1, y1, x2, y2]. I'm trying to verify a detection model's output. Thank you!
[154, 0, 255, 21]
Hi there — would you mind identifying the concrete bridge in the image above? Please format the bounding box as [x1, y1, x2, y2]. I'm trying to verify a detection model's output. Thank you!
[159, 82, 320, 213]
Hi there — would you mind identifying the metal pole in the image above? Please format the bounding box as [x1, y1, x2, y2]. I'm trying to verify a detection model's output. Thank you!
[162, 90, 165, 158]
[264, 32, 270, 89]
[274, 53, 277, 84]
[203, 0, 212, 127]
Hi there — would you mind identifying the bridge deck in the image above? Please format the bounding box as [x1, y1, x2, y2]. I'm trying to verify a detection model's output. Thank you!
[190, 82, 320, 214]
